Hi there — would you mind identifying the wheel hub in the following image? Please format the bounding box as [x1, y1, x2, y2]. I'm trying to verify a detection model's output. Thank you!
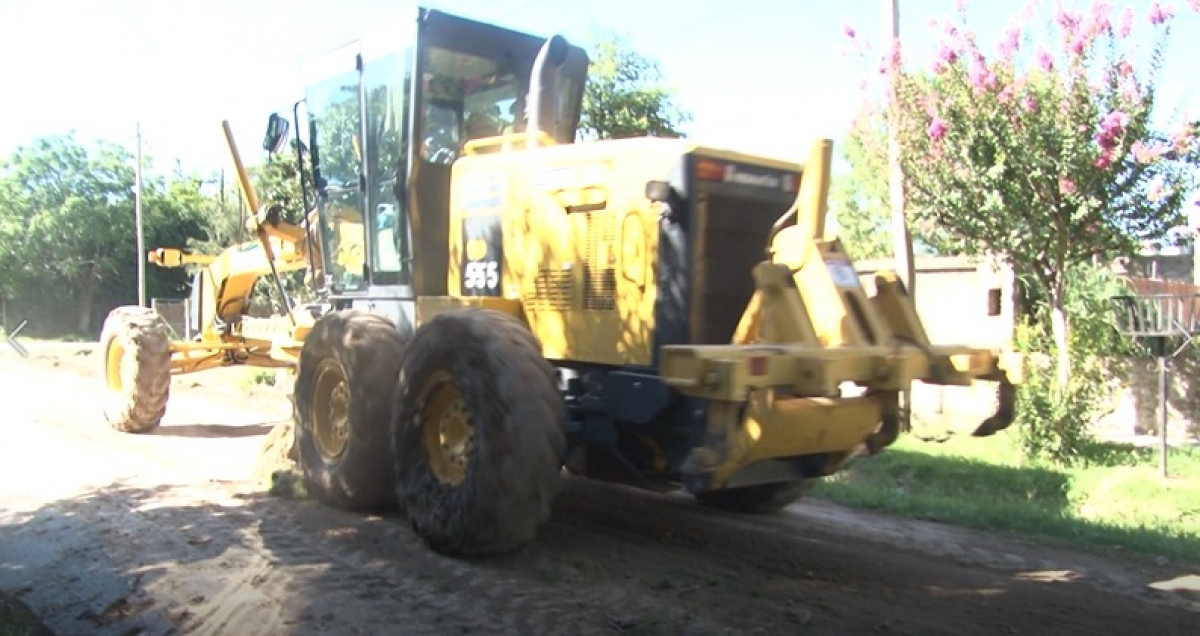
[105, 340, 129, 393]
[312, 359, 351, 461]
[418, 370, 474, 485]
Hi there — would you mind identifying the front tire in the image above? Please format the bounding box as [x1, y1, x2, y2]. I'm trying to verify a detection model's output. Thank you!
[99, 306, 171, 433]
[295, 310, 410, 511]
[393, 309, 566, 556]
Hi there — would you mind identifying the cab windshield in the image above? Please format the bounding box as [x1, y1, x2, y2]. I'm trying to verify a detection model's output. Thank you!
[420, 48, 521, 165]
[304, 45, 413, 292]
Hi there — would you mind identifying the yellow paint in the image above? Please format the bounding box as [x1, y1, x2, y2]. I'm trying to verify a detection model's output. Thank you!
[466, 238, 488, 261]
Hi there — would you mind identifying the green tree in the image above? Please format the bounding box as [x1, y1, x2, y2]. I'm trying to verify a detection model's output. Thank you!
[0, 134, 138, 333]
[830, 115, 954, 260]
[0, 134, 215, 335]
[578, 31, 691, 140]
[850, 1, 1199, 386]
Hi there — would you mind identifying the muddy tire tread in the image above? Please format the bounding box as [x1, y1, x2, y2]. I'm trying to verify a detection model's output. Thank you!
[99, 305, 171, 433]
[295, 309, 410, 511]
[394, 308, 566, 556]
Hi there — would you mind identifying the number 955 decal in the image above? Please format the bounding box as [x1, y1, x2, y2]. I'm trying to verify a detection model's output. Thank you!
[463, 260, 500, 291]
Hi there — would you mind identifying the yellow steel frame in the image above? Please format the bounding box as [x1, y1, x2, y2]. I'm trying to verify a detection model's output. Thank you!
[662, 139, 1023, 491]
[146, 121, 321, 377]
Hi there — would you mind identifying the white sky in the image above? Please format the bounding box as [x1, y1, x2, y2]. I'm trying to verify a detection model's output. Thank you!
[0, 0, 1196, 175]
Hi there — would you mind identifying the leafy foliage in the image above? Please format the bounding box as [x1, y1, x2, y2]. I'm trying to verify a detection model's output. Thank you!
[1012, 263, 1135, 465]
[830, 114, 955, 260]
[0, 133, 206, 334]
[578, 30, 691, 140]
[847, 1, 1200, 388]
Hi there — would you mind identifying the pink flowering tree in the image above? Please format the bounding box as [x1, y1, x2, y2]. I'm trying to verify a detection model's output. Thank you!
[859, 1, 1200, 388]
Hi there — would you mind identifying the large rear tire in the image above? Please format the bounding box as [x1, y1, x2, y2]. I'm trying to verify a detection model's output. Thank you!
[393, 309, 565, 556]
[99, 306, 171, 433]
[694, 480, 813, 514]
[295, 310, 410, 511]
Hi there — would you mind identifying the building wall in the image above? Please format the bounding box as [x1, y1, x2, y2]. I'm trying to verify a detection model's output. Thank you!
[855, 257, 1016, 435]
[857, 254, 1199, 442]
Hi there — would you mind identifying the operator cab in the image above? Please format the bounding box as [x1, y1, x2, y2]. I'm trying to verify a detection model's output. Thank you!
[285, 8, 588, 301]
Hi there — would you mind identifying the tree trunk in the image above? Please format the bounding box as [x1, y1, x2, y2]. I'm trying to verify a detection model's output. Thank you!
[77, 270, 97, 335]
[1049, 288, 1070, 388]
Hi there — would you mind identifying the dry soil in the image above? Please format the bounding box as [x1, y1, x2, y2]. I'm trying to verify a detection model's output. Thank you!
[1, 343, 1198, 635]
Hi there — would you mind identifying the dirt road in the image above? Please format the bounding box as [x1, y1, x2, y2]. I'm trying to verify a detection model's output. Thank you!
[2, 345, 1198, 635]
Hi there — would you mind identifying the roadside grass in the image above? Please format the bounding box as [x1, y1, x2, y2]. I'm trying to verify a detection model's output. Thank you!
[810, 432, 1200, 564]
[0, 593, 52, 636]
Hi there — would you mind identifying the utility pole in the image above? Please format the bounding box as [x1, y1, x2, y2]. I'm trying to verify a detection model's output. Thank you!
[883, 0, 915, 299]
[884, 0, 915, 433]
[136, 121, 146, 308]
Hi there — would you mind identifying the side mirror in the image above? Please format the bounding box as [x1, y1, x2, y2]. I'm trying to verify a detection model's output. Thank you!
[263, 113, 290, 154]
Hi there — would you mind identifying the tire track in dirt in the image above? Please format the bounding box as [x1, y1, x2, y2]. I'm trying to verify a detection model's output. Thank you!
[540, 478, 1198, 635]
[5, 348, 1198, 635]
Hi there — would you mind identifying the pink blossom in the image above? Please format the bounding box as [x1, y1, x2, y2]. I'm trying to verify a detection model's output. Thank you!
[1070, 36, 1086, 55]
[1090, 1, 1113, 32]
[1118, 6, 1134, 36]
[1057, 6, 1082, 33]
[1037, 47, 1054, 72]
[1117, 60, 1133, 77]
[1094, 150, 1113, 169]
[1149, 1, 1173, 24]
[1172, 120, 1198, 152]
[1131, 140, 1168, 164]
[964, 52, 997, 92]
[936, 42, 959, 66]
[998, 85, 1015, 103]
[1058, 176, 1077, 195]
[844, 23, 857, 39]
[1189, 0, 1200, 12]
[928, 117, 948, 142]
[1095, 110, 1129, 150]
[998, 27, 1020, 59]
[1077, 1, 1113, 45]
[1021, 96, 1038, 112]
[954, 0, 967, 11]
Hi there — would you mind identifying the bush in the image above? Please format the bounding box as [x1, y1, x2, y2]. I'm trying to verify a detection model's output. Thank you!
[1012, 264, 1133, 466]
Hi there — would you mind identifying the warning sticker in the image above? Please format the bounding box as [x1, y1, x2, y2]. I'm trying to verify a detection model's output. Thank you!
[826, 258, 862, 288]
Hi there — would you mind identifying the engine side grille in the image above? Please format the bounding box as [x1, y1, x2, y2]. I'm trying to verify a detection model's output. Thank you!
[692, 193, 790, 344]
[584, 210, 617, 311]
[526, 269, 573, 311]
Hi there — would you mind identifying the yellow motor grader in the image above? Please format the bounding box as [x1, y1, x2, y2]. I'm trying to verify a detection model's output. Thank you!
[98, 7, 1021, 556]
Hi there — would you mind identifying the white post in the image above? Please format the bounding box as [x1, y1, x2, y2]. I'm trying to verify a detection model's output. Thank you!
[136, 121, 146, 308]
[884, 0, 915, 433]
[883, 0, 914, 299]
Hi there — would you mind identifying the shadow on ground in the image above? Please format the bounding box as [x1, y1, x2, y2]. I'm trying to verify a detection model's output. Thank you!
[2, 476, 1197, 636]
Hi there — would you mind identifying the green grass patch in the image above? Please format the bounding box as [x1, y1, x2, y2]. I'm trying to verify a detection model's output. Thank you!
[811, 432, 1200, 563]
[0, 592, 52, 636]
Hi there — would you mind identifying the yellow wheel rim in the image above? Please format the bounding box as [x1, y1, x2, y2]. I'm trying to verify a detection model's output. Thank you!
[418, 370, 474, 486]
[312, 358, 351, 461]
[105, 339, 127, 393]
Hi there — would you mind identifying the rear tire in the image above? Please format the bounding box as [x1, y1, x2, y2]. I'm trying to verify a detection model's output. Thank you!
[694, 480, 812, 514]
[99, 306, 171, 433]
[393, 309, 565, 556]
[295, 310, 410, 511]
